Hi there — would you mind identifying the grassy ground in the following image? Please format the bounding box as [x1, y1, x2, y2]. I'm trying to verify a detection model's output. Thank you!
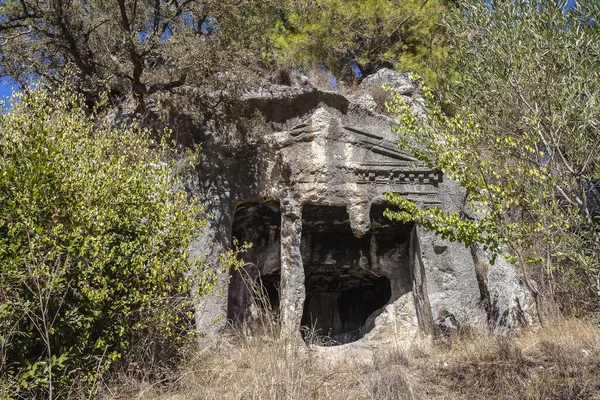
[99, 318, 600, 400]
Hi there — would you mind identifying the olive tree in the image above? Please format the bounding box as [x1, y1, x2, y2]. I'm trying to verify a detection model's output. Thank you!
[386, 0, 600, 314]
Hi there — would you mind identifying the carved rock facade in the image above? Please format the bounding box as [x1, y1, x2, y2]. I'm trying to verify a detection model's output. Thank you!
[191, 70, 534, 347]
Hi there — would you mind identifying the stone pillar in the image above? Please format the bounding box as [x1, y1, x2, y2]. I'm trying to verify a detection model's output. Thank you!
[408, 226, 434, 336]
[471, 243, 534, 333]
[190, 163, 234, 344]
[417, 226, 486, 326]
[421, 180, 487, 326]
[279, 199, 305, 338]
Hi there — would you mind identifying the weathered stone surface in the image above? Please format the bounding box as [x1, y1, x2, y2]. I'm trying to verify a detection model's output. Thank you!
[471, 243, 536, 333]
[353, 93, 378, 112]
[189, 69, 534, 348]
[418, 229, 486, 327]
[434, 312, 460, 337]
[359, 68, 426, 118]
[189, 175, 234, 343]
[279, 200, 305, 338]
[360, 69, 416, 95]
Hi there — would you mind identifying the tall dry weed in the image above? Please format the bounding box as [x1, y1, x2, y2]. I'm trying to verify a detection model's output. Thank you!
[97, 280, 600, 400]
[418, 318, 600, 399]
[99, 318, 600, 400]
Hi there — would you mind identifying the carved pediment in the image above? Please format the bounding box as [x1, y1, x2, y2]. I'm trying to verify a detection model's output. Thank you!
[272, 106, 442, 186]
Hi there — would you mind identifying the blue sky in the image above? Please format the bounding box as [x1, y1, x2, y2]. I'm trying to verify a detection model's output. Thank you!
[0, 76, 17, 109]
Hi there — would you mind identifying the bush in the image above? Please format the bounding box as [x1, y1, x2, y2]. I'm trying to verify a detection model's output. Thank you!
[0, 87, 205, 398]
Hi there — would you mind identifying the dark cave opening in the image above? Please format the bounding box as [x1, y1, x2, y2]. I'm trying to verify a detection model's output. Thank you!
[227, 200, 281, 325]
[227, 201, 413, 340]
[302, 274, 392, 343]
[256, 271, 281, 311]
[300, 204, 411, 344]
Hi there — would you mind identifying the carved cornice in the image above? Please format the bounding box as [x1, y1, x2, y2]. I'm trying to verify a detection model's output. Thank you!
[351, 167, 442, 185]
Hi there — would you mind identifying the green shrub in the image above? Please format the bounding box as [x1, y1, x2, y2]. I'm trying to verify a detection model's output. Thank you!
[0, 87, 206, 398]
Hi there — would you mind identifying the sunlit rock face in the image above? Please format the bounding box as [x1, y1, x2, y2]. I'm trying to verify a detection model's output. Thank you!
[189, 69, 535, 348]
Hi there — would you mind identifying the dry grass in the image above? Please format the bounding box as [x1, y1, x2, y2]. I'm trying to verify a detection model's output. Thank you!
[98, 318, 600, 400]
[98, 326, 417, 400]
[419, 318, 600, 400]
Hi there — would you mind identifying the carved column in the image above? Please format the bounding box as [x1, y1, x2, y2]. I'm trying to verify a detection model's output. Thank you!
[279, 199, 305, 338]
[409, 226, 434, 336]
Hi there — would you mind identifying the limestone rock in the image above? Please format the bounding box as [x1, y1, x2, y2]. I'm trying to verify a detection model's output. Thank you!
[353, 93, 378, 112]
[360, 69, 416, 95]
[185, 69, 534, 349]
[359, 68, 426, 118]
[434, 312, 460, 337]
[471, 243, 535, 334]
